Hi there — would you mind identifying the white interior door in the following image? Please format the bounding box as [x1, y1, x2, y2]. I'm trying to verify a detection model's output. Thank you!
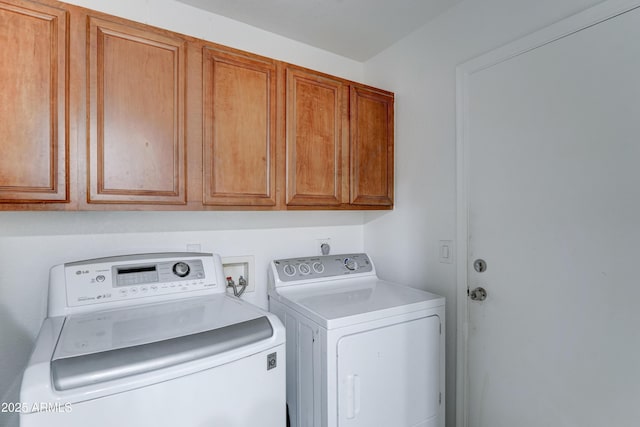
[460, 3, 640, 426]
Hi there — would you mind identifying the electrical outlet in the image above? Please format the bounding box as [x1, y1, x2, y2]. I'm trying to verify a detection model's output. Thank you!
[222, 256, 255, 293]
[186, 243, 201, 252]
[316, 238, 331, 255]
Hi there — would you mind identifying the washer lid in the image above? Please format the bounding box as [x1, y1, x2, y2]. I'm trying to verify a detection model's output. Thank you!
[272, 277, 445, 329]
[51, 294, 273, 390]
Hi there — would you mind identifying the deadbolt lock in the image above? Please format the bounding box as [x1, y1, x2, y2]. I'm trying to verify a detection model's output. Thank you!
[473, 259, 487, 273]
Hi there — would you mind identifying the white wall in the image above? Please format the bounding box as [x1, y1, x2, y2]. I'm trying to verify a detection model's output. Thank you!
[0, 0, 367, 420]
[361, 0, 604, 425]
[65, 0, 364, 82]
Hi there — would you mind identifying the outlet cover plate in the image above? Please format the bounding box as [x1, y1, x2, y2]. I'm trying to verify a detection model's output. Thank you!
[316, 238, 331, 255]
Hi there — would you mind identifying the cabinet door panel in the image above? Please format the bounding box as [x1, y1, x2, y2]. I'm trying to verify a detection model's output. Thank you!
[286, 68, 345, 206]
[87, 17, 186, 204]
[0, 0, 68, 202]
[350, 86, 394, 206]
[203, 48, 276, 205]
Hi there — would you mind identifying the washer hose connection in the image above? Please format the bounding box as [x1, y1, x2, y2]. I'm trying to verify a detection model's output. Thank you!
[226, 276, 248, 297]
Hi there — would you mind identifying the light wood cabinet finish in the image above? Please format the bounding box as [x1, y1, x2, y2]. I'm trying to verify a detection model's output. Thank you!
[0, 0, 69, 202]
[350, 85, 394, 206]
[202, 47, 277, 206]
[86, 16, 187, 204]
[285, 66, 347, 206]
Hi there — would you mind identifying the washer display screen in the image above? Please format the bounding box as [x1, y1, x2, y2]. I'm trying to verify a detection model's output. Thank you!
[115, 264, 159, 287]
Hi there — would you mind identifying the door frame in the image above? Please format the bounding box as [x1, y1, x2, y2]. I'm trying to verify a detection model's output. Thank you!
[454, 1, 640, 425]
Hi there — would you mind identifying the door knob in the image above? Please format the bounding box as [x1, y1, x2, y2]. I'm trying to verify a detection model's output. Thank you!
[469, 287, 487, 301]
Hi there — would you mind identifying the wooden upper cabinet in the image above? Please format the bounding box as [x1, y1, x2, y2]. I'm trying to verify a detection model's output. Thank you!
[86, 16, 187, 204]
[0, 0, 69, 203]
[350, 85, 394, 206]
[0, 0, 393, 211]
[202, 47, 276, 206]
[286, 67, 347, 206]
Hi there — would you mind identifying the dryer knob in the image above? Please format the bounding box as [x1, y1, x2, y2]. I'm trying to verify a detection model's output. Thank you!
[312, 262, 325, 274]
[283, 264, 296, 277]
[344, 258, 358, 271]
[299, 263, 311, 275]
[173, 262, 191, 277]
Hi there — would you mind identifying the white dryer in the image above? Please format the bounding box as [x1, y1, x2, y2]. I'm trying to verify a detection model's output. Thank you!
[20, 253, 285, 427]
[268, 253, 445, 427]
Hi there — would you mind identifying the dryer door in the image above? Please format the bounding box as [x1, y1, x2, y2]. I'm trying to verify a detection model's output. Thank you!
[337, 315, 441, 427]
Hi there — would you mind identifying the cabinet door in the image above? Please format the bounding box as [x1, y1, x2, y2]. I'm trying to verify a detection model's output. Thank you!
[0, 0, 69, 203]
[286, 67, 347, 206]
[350, 86, 394, 206]
[202, 47, 276, 206]
[87, 17, 186, 204]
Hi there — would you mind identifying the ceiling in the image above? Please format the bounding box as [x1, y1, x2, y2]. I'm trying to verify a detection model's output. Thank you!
[176, 0, 463, 61]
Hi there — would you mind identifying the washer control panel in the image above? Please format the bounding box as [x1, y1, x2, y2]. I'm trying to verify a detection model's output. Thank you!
[273, 253, 373, 282]
[64, 253, 218, 307]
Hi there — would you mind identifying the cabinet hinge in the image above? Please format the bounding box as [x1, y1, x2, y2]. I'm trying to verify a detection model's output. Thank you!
[439, 392, 442, 405]
[439, 323, 442, 335]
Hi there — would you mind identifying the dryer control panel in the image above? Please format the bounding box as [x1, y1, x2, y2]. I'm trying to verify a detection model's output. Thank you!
[273, 253, 373, 282]
[60, 253, 221, 308]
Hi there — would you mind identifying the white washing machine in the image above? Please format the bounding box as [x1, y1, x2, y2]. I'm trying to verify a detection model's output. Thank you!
[20, 253, 285, 427]
[268, 253, 445, 427]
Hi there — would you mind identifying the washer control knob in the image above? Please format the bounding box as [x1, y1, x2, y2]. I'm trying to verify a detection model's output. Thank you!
[283, 264, 296, 277]
[344, 258, 358, 271]
[312, 262, 325, 274]
[172, 262, 191, 277]
[299, 263, 311, 275]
